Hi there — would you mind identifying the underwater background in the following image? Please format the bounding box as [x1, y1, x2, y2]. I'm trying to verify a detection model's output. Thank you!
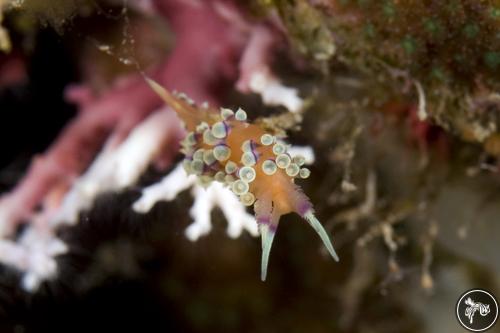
[0, 1, 499, 332]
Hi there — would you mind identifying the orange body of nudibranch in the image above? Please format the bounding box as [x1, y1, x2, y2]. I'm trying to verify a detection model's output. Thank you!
[147, 79, 339, 280]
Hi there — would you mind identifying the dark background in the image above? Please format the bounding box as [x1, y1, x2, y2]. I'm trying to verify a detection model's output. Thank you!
[0, 11, 499, 333]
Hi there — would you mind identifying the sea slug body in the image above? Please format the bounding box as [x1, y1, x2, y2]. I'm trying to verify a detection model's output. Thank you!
[147, 79, 339, 280]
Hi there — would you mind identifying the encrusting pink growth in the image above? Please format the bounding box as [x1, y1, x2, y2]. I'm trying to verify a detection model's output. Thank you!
[147, 79, 339, 281]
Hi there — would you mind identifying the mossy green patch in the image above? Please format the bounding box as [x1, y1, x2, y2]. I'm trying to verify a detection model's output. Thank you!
[484, 51, 500, 69]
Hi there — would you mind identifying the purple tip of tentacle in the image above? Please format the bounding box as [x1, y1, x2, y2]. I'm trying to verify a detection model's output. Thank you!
[297, 200, 313, 217]
[257, 217, 270, 225]
[257, 217, 277, 232]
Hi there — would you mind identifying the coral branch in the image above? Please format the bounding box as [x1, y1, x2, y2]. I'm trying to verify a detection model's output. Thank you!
[52, 108, 184, 227]
[237, 24, 304, 112]
[133, 163, 259, 241]
[0, 73, 162, 236]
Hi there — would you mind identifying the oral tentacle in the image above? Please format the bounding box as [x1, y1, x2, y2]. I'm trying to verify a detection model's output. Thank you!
[260, 222, 277, 281]
[303, 210, 339, 262]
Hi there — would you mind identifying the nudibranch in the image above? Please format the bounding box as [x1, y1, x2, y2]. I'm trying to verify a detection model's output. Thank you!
[146, 79, 339, 280]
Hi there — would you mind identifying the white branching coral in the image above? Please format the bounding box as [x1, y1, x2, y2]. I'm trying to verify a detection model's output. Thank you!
[133, 163, 258, 241]
[237, 25, 304, 113]
[247, 70, 304, 113]
[52, 108, 182, 226]
[133, 146, 315, 241]
[0, 228, 66, 291]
